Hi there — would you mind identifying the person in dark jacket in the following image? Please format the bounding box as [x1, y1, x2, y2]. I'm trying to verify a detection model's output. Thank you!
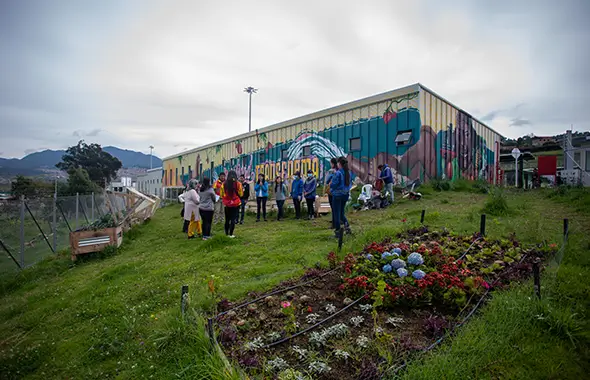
[303, 169, 317, 220]
[378, 164, 395, 203]
[254, 173, 269, 222]
[237, 174, 250, 224]
[330, 157, 352, 237]
[325, 157, 338, 228]
[290, 171, 304, 219]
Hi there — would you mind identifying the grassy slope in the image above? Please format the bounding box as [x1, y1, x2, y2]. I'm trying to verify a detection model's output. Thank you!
[0, 189, 588, 379]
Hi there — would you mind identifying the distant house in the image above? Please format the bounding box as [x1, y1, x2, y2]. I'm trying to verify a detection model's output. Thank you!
[531, 136, 557, 147]
[108, 176, 135, 192]
[136, 167, 163, 198]
[562, 132, 590, 186]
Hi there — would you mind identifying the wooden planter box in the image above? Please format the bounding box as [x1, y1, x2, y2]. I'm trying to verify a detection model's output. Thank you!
[69, 226, 123, 261]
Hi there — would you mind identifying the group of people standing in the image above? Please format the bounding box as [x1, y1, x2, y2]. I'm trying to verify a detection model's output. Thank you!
[179, 156, 354, 240]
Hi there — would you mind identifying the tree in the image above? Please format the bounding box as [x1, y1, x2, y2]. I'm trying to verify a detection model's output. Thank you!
[56, 141, 122, 187]
[10, 175, 35, 198]
[66, 168, 101, 195]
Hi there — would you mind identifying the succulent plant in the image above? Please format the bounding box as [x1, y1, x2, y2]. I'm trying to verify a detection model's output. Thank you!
[308, 361, 331, 374]
[244, 337, 265, 351]
[291, 345, 308, 360]
[306, 313, 321, 324]
[386, 316, 405, 327]
[333, 349, 351, 360]
[265, 357, 288, 372]
[350, 315, 365, 327]
[267, 331, 282, 342]
[359, 304, 373, 313]
[356, 335, 370, 348]
[325, 303, 337, 314]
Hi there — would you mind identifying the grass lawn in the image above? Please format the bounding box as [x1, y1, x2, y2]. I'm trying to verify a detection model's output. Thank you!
[0, 187, 589, 379]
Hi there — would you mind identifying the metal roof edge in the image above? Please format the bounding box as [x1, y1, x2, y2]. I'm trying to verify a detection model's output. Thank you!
[417, 83, 505, 139]
[163, 83, 421, 161]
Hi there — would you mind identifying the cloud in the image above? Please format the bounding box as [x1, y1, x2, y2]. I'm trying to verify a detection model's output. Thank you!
[87, 128, 102, 136]
[510, 117, 532, 127]
[0, 0, 589, 157]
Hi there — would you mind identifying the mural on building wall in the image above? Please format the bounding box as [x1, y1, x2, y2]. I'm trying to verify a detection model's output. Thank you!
[163, 99, 496, 188]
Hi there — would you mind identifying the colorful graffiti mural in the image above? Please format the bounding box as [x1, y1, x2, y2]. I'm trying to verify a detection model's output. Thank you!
[163, 89, 499, 189]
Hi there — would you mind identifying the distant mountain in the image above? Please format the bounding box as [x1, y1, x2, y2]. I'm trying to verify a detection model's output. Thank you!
[0, 147, 162, 177]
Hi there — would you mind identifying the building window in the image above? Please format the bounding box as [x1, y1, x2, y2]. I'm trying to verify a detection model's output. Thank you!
[175, 168, 178, 183]
[585, 150, 590, 172]
[169, 169, 173, 184]
[259, 152, 266, 162]
[181, 167, 185, 177]
[395, 131, 413, 146]
[188, 165, 192, 178]
[349, 137, 361, 152]
[281, 149, 289, 160]
[573, 151, 581, 168]
[302, 146, 311, 157]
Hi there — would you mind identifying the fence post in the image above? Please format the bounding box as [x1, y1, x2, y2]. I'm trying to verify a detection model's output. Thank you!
[19, 195, 25, 268]
[181, 285, 189, 316]
[53, 191, 57, 252]
[480, 214, 486, 236]
[420, 209, 426, 224]
[532, 262, 541, 300]
[91, 192, 95, 222]
[75, 192, 79, 231]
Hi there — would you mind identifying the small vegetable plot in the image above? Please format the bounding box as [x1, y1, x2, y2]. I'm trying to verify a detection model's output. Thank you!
[215, 228, 556, 380]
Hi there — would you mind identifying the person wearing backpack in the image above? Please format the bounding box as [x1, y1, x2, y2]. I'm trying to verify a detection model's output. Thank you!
[303, 170, 317, 220]
[330, 157, 352, 238]
[254, 173, 269, 222]
[290, 171, 304, 219]
[274, 176, 288, 221]
[377, 163, 395, 204]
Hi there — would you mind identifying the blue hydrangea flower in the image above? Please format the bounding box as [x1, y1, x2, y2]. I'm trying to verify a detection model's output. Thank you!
[412, 269, 426, 279]
[393, 247, 402, 255]
[391, 259, 406, 269]
[382, 264, 393, 273]
[381, 252, 393, 260]
[397, 268, 408, 277]
[407, 252, 424, 266]
[366, 253, 373, 260]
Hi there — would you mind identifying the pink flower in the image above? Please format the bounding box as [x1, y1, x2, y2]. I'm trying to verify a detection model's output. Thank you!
[482, 281, 490, 290]
[281, 301, 291, 308]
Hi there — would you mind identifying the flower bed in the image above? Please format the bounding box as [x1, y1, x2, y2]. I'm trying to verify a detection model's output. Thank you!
[215, 227, 556, 380]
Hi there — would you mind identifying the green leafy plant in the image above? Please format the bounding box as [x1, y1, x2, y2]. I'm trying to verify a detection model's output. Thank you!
[482, 188, 510, 216]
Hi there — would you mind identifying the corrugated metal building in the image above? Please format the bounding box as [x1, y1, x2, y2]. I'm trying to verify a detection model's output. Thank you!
[162, 83, 503, 193]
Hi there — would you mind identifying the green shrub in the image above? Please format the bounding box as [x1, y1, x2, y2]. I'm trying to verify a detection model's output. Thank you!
[481, 189, 510, 216]
[430, 179, 453, 192]
[471, 179, 491, 194]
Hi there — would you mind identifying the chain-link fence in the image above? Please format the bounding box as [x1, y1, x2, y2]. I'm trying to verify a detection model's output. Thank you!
[0, 193, 129, 277]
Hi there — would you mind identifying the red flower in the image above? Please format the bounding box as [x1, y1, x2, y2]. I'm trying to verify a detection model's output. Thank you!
[307, 306, 313, 313]
[402, 218, 407, 223]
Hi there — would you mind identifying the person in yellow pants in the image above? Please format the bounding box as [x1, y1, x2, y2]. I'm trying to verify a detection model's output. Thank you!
[183, 179, 202, 239]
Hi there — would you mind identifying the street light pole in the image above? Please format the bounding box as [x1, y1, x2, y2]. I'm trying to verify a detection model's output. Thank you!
[243, 86, 258, 132]
[149, 145, 154, 169]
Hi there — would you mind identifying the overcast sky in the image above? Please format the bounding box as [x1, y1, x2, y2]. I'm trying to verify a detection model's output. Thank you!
[0, 0, 588, 159]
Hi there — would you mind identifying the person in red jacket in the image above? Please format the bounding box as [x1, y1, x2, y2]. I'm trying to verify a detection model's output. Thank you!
[219, 170, 243, 238]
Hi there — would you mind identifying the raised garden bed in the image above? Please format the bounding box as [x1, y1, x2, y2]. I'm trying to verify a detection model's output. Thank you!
[214, 227, 556, 379]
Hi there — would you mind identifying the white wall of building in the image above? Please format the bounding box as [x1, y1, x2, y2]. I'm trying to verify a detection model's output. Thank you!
[137, 167, 163, 197]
